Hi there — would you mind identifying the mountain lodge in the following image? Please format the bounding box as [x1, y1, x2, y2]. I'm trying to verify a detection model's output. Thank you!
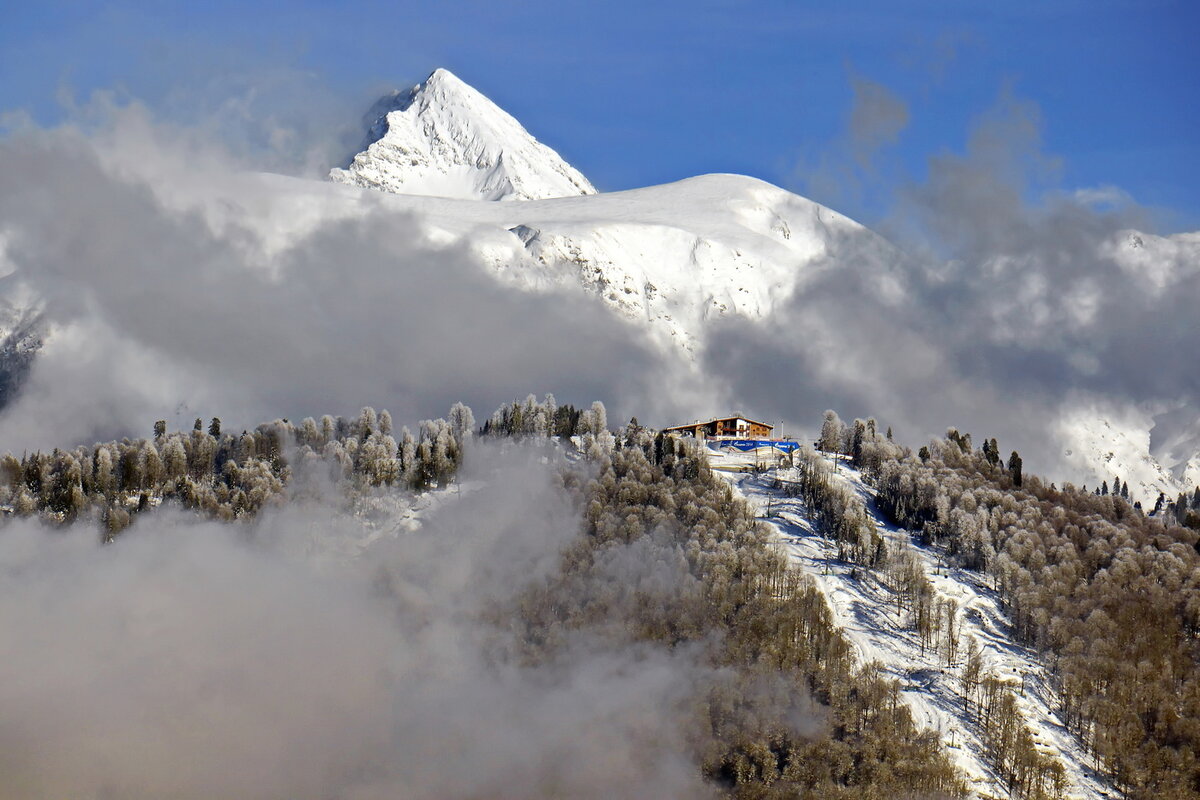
[663, 414, 774, 439]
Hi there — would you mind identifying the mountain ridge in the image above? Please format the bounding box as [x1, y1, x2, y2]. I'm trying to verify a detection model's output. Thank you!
[324, 70, 1200, 504]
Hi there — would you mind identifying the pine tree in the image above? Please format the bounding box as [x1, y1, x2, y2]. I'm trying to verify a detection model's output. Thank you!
[1007, 451, 1023, 487]
[119, 445, 143, 492]
[851, 419, 867, 465]
[154, 420, 166, 439]
[209, 417, 221, 438]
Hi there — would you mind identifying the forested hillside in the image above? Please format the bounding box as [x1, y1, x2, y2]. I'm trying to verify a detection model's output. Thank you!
[5, 395, 1200, 798]
[1, 398, 968, 799]
[811, 412, 1200, 799]
[494, 416, 966, 798]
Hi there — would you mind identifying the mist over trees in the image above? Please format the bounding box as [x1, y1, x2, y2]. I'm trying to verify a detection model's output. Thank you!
[8, 392, 1200, 798]
[0, 404, 472, 536]
[1, 397, 971, 798]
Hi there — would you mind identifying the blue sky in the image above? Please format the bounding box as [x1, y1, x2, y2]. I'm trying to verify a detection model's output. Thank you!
[2, 0, 1197, 229]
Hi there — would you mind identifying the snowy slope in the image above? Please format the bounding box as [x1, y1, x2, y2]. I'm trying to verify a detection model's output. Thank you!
[721, 461, 1112, 799]
[0, 68, 1192, 498]
[328, 68, 877, 352]
[1055, 404, 1199, 504]
[330, 68, 596, 201]
[326, 69, 895, 351]
[355, 172, 875, 354]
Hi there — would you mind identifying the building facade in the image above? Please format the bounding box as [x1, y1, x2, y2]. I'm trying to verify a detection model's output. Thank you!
[663, 415, 774, 439]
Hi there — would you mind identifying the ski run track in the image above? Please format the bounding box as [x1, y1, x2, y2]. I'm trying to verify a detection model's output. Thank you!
[717, 452, 1114, 800]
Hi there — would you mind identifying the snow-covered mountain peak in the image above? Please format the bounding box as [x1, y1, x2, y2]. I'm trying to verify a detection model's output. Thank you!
[331, 68, 596, 202]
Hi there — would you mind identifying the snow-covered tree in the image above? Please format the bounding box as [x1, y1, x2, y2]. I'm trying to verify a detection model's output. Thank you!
[357, 406, 378, 439]
[162, 438, 188, 483]
[819, 410, 844, 453]
[543, 393, 558, 436]
[589, 400, 607, 435]
[141, 441, 163, 488]
[449, 402, 475, 446]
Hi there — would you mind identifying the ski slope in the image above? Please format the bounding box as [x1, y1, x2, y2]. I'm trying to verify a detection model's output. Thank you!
[720, 459, 1112, 799]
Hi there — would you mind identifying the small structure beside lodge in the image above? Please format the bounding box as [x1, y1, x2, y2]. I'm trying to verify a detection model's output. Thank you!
[662, 414, 774, 439]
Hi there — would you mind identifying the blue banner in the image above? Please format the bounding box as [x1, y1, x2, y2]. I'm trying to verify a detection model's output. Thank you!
[708, 439, 800, 453]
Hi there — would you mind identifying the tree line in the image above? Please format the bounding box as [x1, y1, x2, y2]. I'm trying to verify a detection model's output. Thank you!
[0, 403, 476, 536]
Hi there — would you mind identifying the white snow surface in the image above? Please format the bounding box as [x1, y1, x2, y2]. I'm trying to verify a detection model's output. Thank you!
[330, 68, 596, 202]
[357, 171, 871, 355]
[1056, 400, 1200, 505]
[719, 459, 1112, 799]
[236, 168, 873, 359]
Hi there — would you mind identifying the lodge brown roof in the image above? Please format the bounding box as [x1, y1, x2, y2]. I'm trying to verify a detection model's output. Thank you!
[663, 414, 774, 432]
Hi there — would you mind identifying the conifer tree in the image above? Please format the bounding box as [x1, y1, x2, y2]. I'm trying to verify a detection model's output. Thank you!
[1007, 451, 1023, 487]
